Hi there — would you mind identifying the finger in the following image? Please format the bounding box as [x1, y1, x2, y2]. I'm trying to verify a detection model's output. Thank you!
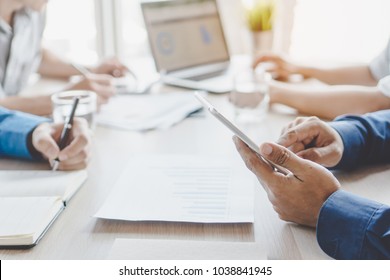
[282, 121, 297, 135]
[233, 136, 274, 178]
[91, 74, 114, 86]
[57, 160, 88, 171]
[288, 142, 306, 154]
[233, 137, 288, 190]
[58, 121, 91, 161]
[292, 117, 308, 127]
[297, 143, 340, 167]
[114, 64, 130, 77]
[269, 71, 281, 80]
[32, 124, 61, 160]
[59, 136, 89, 161]
[93, 84, 116, 98]
[253, 54, 279, 68]
[97, 95, 109, 106]
[259, 142, 310, 174]
[277, 121, 320, 148]
[59, 147, 90, 166]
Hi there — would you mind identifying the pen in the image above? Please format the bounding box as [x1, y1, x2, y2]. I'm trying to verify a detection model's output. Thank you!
[71, 63, 90, 77]
[72, 62, 138, 84]
[52, 96, 80, 171]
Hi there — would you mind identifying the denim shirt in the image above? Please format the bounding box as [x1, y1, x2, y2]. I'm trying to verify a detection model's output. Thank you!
[0, 107, 46, 159]
[317, 110, 390, 259]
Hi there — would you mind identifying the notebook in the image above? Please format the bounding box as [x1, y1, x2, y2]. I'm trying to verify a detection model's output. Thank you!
[0, 170, 87, 249]
[141, 0, 234, 93]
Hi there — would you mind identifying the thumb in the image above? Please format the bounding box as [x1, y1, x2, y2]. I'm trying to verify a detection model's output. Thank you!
[259, 142, 309, 174]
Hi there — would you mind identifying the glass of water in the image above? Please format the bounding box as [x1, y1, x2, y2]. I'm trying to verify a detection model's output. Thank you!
[51, 90, 97, 128]
[230, 68, 271, 122]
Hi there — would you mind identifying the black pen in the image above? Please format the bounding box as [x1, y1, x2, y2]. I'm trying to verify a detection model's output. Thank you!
[52, 96, 80, 171]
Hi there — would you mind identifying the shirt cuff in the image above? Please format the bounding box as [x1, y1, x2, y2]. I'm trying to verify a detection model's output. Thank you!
[329, 120, 365, 170]
[377, 75, 390, 97]
[1, 112, 47, 159]
[369, 47, 389, 81]
[317, 190, 382, 259]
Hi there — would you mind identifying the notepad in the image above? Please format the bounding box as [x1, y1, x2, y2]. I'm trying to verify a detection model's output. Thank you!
[0, 170, 87, 249]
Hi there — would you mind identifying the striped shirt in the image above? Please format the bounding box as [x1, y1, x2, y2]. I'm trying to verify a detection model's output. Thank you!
[0, 8, 45, 98]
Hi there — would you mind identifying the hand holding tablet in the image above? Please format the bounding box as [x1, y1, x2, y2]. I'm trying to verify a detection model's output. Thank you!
[194, 91, 290, 176]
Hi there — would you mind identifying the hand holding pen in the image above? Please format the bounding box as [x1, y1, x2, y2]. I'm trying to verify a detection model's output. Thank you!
[52, 97, 80, 171]
[30, 97, 92, 171]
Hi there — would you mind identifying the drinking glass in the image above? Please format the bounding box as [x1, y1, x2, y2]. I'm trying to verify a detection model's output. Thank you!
[51, 90, 97, 128]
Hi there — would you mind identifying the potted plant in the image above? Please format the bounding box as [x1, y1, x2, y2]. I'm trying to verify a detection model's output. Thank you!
[242, 0, 275, 55]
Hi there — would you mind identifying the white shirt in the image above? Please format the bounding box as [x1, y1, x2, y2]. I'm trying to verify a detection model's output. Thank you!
[369, 38, 390, 97]
[0, 8, 45, 97]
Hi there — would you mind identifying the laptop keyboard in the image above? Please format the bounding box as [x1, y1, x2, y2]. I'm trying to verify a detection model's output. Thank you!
[186, 69, 228, 82]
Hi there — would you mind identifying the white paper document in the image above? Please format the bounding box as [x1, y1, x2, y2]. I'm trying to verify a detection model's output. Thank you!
[108, 239, 266, 260]
[95, 155, 254, 223]
[96, 93, 202, 131]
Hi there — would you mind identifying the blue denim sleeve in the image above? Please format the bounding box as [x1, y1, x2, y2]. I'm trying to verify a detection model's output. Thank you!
[317, 190, 390, 259]
[0, 108, 47, 159]
[329, 110, 390, 170]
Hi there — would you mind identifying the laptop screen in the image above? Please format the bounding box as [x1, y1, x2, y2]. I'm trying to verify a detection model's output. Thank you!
[142, 0, 230, 73]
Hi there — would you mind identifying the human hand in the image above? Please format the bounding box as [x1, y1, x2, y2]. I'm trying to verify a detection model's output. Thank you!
[91, 57, 129, 77]
[234, 137, 340, 227]
[253, 53, 302, 81]
[278, 117, 344, 168]
[32, 118, 92, 170]
[67, 74, 115, 107]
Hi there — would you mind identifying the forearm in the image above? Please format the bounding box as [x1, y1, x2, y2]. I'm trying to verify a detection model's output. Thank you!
[329, 110, 390, 169]
[38, 48, 82, 79]
[0, 95, 52, 116]
[271, 85, 390, 119]
[317, 190, 390, 259]
[298, 65, 377, 86]
[0, 108, 47, 159]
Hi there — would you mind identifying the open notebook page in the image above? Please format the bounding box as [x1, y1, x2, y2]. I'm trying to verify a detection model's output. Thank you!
[0, 170, 87, 203]
[0, 197, 64, 247]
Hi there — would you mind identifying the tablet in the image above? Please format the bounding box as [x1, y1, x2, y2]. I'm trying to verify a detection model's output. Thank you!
[194, 92, 290, 176]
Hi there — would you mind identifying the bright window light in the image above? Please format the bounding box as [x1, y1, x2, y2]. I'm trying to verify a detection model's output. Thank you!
[290, 0, 390, 64]
[43, 0, 98, 64]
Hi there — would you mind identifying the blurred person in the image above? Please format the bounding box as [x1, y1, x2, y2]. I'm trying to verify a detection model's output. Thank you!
[253, 38, 390, 119]
[0, 0, 129, 116]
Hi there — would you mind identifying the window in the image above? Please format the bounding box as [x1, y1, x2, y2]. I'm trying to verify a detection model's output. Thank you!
[43, 0, 98, 64]
[42, 0, 292, 64]
[117, 0, 149, 59]
[289, 0, 390, 64]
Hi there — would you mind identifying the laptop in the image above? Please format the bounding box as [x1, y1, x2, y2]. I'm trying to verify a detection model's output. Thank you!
[141, 0, 234, 93]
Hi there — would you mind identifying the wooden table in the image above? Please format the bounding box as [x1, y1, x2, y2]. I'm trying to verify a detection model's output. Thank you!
[1, 83, 389, 260]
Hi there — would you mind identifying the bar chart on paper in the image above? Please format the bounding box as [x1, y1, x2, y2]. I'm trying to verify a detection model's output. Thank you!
[95, 155, 254, 223]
